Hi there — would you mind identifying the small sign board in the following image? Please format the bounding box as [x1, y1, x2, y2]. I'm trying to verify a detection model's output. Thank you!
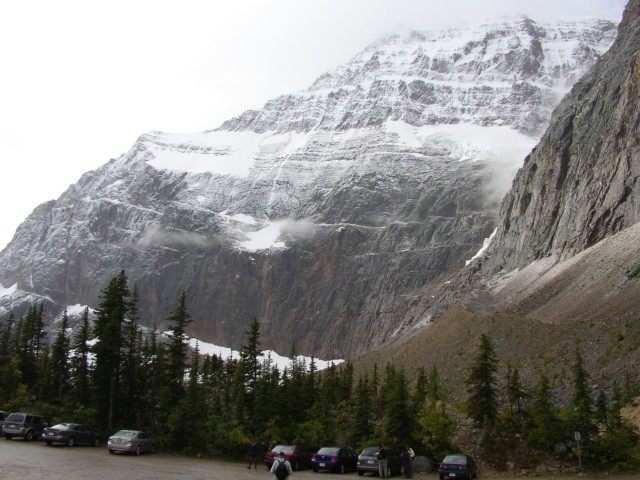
[574, 432, 581, 441]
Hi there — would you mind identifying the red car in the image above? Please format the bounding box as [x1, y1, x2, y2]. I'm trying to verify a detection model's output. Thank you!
[264, 444, 312, 471]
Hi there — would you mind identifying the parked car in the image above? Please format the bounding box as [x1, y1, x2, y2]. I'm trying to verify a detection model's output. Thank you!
[311, 446, 358, 473]
[2, 412, 49, 441]
[107, 429, 153, 455]
[357, 446, 403, 476]
[264, 444, 312, 471]
[43, 423, 100, 447]
[437, 454, 478, 480]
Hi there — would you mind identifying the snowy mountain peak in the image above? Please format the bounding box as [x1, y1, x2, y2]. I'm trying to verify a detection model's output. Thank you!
[0, 17, 617, 359]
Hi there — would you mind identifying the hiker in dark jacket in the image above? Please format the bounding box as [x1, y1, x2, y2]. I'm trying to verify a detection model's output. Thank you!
[247, 438, 260, 469]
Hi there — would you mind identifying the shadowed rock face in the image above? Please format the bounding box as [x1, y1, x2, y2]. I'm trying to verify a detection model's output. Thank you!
[482, 0, 640, 274]
[0, 18, 617, 358]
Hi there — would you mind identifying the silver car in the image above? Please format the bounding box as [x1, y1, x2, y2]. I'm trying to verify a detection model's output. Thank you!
[107, 430, 153, 455]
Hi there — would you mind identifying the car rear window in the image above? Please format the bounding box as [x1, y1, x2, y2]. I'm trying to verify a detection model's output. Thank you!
[318, 447, 339, 455]
[443, 455, 466, 464]
[361, 448, 377, 456]
[6, 413, 25, 422]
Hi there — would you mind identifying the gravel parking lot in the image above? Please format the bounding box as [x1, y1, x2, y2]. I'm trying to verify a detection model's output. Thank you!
[0, 438, 637, 480]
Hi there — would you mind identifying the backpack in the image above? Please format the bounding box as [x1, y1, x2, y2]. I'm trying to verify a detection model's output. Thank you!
[275, 459, 288, 480]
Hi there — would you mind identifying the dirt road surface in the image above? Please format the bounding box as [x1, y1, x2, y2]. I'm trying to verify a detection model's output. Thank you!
[0, 438, 637, 480]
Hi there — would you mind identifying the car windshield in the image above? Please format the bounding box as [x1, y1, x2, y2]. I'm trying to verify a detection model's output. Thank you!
[443, 455, 467, 465]
[113, 430, 137, 438]
[318, 447, 339, 455]
[361, 448, 377, 456]
[6, 413, 25, 422]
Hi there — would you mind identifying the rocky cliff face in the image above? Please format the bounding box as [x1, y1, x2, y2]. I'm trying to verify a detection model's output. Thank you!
[0, 18, 617, 358]
[481, 0, 639, 273]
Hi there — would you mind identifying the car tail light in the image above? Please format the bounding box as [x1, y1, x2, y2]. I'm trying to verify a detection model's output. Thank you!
[438, 464, 444, 470]
[460, 465, 469, 471]
[332, 456, 338, 462]
[311, 455, 317, 461]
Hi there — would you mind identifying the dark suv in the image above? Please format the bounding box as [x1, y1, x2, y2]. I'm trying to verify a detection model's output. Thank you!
[2, 412, 50, 441]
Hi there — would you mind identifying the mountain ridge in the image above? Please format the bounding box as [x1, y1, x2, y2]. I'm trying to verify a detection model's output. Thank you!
[0, 16, 620, 360]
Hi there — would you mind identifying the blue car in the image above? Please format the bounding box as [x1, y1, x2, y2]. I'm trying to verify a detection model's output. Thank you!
[311, 446, 357, 473]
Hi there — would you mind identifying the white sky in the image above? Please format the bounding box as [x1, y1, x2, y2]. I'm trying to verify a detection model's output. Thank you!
[0, 0, 627, 251]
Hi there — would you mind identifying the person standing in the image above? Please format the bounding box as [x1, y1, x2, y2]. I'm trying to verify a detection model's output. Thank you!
[400, 446, 413, 478]
[247, 438, 260, 469]
[270, 451, 293, 480]
[376, 442, 388, 478]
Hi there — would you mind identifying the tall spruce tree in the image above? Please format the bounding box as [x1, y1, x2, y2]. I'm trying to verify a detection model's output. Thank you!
[49, 309, 70, 401]
[466, 334, 499, 426]
[166, 291, 193, 400]
[237, 317, 262, 435]
[92, 270, 130, 430]
[528, 374, 561, 450]
[70, 307, 92, 408]
[571, 342, 596, 442]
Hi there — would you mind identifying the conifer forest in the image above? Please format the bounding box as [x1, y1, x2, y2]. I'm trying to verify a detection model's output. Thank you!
[1, 271, 639, 471]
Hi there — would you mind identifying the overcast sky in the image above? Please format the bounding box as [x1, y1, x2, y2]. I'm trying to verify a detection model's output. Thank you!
[0, 0, 627, 251]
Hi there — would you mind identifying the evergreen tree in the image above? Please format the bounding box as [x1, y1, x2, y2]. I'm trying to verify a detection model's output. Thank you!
[0, 312, 16, 402]
[427, 366, 442, 404]
[412, 367, 428, 409]
[70, 307, 92, 408]
[383, 367, 416, 446]
[166, 291, 193, 401]
[350, 372, 374, 446]
[121, 284, 142, 426]
[240, 318, 262, 433]
[49, 309, 70, 401]
[528, 374, 561, 450]
[92, 270, 130, 430]
[419, 374, 454, 462]
[506, 365, 527, 418]
[571, 343, 596, 442]
[466, 334, 499, 426]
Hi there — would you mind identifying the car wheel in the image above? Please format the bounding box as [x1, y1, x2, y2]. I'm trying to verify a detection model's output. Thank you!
[45, 440, 53, 446]
[67, 436, 75, 447]
[313, 468, 318, 473]
[135, 445, 141, 456]
[109, 449, 115, 454]
[25, 430, 34, 441]
[93, 437, 100, 447]
[4, 434, 12, 440]
[358, 471, 364, 477]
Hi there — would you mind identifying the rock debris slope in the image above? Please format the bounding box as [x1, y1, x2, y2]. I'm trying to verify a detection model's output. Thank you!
[0, 18, 618, 358]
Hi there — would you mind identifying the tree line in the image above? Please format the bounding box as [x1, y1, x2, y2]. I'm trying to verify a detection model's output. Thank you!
[0, 270, 638, 471]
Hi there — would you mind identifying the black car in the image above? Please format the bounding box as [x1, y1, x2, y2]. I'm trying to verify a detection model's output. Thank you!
[437, 454, 477, 480]
[44, 423, 100, 447]
[357, 446, 403, 476]
[2, 412, 50, 440]
[311, 446, 358, 473]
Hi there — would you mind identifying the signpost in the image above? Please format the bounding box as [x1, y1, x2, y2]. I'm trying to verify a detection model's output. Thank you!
[574, 432, 582, 471]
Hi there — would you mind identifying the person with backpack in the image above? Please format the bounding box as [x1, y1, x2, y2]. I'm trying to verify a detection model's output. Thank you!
[270, 451, 293, 480]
